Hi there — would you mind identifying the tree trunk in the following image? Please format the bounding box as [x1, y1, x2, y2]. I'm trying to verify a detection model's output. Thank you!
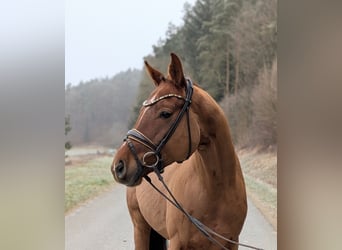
[235, 35, 240, 95]
[226, 40, 230, 95]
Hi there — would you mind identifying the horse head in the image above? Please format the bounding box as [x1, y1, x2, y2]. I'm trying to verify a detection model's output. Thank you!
[111, 53, 201, 186]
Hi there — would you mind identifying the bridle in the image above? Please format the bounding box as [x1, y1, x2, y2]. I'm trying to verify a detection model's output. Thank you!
[122, 78, 263, 250]
[123, 78, 193, 186]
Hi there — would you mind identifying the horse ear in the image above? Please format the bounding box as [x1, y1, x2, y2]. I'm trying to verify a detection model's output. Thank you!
[144, 61, 165, 86]
[168, 53, 186, 88]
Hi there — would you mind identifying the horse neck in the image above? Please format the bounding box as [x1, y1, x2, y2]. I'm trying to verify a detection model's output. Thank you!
[191, 87, 239, 188]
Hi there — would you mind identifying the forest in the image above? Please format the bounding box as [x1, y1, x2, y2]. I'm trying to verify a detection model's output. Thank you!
[66, 0, 276, 150]
[65, 69, 141, 147]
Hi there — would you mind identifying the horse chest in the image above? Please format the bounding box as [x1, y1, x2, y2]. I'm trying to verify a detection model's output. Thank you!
[134, 181, 168, 236]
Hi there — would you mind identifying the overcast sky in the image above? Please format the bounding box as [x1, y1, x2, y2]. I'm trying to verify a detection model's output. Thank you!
[66, 0, 195, 85]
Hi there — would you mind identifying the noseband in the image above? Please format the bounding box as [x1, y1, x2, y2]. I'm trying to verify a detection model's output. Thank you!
[123, 78, 193, 185]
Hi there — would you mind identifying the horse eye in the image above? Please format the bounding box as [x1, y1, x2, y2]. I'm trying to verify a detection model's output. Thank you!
[159, 111, 172, 119]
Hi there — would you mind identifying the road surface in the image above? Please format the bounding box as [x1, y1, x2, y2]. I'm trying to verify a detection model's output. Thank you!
[65, 184, 276, 250]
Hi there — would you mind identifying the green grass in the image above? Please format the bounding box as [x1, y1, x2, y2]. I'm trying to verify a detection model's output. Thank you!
[65, 156, 115, 213]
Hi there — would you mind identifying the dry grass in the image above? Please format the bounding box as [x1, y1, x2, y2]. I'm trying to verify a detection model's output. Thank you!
[238, 148, 277, 229]
[239, 148, 277, 187]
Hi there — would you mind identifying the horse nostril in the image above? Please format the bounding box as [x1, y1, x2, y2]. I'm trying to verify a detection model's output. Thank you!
[115, 160, 126, 180]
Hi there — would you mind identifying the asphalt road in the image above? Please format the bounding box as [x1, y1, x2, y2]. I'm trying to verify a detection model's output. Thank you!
[65, 184, 276, 250]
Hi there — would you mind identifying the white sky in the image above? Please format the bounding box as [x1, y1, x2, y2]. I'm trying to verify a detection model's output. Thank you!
[66, 0, 195, 85]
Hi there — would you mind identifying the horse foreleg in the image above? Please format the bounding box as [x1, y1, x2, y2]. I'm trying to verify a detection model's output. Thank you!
[132, 220, 151, 250]
[127, 187, 151, 250]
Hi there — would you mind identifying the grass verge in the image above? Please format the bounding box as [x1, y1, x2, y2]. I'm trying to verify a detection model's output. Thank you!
[244, 175, 276, 209]
[238, 149, 277, 229]
[65, 156, 115, 213]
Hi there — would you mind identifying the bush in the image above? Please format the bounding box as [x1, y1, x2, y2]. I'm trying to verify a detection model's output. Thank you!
[251, 59, 277, 148]
[221, 59, 277, 149]
[221, 87, 253, 147]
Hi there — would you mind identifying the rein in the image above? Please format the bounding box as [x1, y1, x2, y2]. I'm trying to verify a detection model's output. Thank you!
[124, 78, 263, 250]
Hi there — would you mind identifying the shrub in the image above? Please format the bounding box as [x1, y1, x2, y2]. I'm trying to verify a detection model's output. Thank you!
[221, 58, 277, 150]
[251, 59, 277, 148]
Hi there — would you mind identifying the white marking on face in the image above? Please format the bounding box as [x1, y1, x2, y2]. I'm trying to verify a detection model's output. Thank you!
[135, 93, 158, 126]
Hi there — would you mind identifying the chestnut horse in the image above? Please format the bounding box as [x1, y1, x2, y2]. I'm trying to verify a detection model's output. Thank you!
[111, 53, 247, 250]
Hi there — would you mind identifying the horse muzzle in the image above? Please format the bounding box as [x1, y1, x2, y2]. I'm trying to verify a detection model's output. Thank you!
[113, 160, 126, 181]
[111, 156, 145, 187]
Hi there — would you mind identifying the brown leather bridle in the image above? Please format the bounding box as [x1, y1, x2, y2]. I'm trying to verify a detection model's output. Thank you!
[123, 78, 193, 186]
